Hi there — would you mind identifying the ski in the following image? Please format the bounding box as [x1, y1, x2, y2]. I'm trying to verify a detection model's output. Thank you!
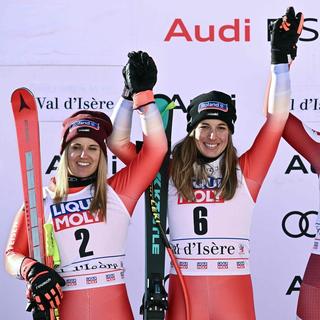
[12, 88, 46, 264]
[11, 88, 57, 320]
[138, 95, 175, 320]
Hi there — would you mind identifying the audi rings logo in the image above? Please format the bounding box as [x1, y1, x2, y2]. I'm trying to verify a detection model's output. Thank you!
[282, 211, 318, 238]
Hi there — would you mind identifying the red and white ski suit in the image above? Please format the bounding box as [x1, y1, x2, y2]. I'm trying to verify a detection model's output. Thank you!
[165, 63, 290, 320]
[5, 98, 167, 320]
[110, 64, 291, 320]
[282, 113, 320, 320]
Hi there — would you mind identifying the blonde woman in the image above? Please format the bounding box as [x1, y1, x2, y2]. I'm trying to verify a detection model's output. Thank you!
[5, 51, 167, 319]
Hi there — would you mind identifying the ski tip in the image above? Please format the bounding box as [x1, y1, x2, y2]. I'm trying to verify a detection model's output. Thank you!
[11, 87, 35, 100]
[11, 87, 37, 113]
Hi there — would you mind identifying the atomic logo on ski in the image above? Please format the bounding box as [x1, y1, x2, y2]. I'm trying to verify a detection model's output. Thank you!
[18, 93, 31, 112]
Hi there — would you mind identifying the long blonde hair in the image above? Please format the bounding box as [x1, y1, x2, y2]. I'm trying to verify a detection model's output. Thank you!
[171, 131, 238, 201]
[53, 145, 107, 221]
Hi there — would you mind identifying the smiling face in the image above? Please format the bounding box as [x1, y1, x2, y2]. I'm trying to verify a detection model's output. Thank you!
[194, 119, 229, 158]
[67, 137, 101, 178]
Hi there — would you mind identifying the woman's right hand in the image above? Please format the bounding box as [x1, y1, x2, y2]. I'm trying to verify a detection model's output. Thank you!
[21, 258, 65, 311]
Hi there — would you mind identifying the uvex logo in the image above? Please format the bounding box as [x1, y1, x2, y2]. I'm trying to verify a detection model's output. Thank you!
[164, 18, 251, 42]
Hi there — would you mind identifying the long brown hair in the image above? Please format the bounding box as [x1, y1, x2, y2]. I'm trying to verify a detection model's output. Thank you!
[171, 131, 238, 201]
[53, 145, 107, 221]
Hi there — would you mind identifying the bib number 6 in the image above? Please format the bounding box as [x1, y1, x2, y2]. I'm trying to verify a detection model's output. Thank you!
[193, 206, 208, 235]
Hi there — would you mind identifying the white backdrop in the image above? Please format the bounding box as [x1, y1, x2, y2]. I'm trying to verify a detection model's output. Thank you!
[0, 1, 319, 319]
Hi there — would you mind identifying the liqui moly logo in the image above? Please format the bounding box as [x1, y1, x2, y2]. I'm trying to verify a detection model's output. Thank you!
[178, 189, 224, 204]
[50, 198, 101, 231]
[193, 177, 222, 189]
[51, 198, 92, 216]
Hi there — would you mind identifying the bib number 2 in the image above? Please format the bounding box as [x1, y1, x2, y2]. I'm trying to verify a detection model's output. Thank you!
[75, 228, 94, 257]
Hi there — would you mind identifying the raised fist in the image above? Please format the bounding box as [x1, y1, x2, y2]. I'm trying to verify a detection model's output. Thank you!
[270, 7, 304, 64]
[123, 51, 157, 94]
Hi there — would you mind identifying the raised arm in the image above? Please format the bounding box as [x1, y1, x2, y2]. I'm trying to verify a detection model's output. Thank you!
[108, 51, 161, 164]
[240, 7, 304, 201]
[108, 52, 168, 214]
[108, 97, 137, 164]
[283, 113, 320, 173]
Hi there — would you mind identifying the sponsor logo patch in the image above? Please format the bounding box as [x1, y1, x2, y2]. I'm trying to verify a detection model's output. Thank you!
[198, 101, 228, 113]
[236, 261, 245, 269]
[66, 278, 77, 286]
[86, 276, 97, 285]
[70, 119, 100, 131]
[179, 261, 189, 269]
[106, 274, 116, 282]
[178, 189, 224, 204]
[217, 261, 228, 269]
[50, 198, 101, 231]
[197, 262, 208, 269]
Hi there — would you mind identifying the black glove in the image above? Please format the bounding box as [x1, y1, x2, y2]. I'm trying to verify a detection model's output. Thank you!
[124, 51, 157, 94]
[270, 7, 304, 64]
[22, 258, 65, 311]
